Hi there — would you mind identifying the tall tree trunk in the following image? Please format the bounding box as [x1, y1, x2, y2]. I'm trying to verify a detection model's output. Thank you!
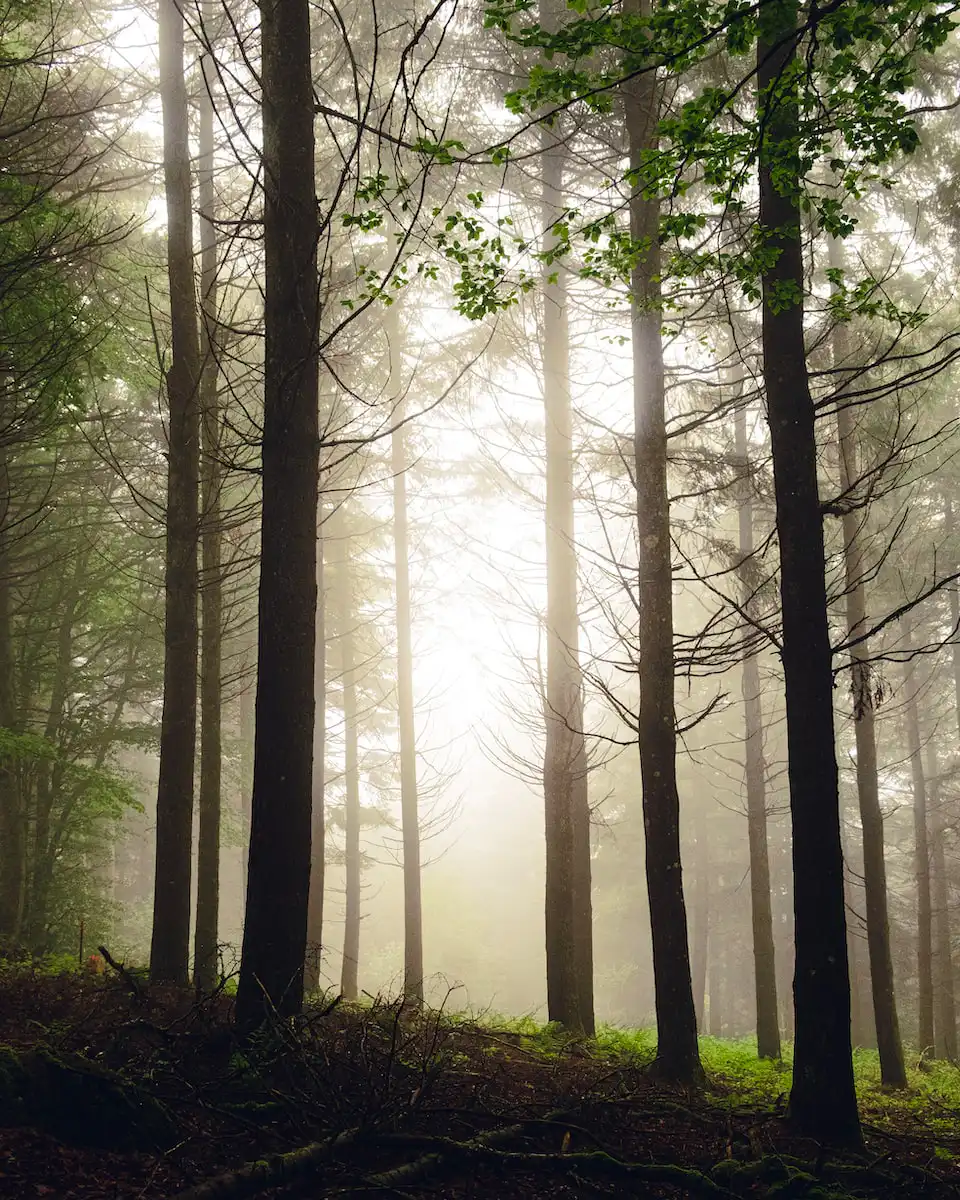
[734, 399, 781, 1061]
[194, 23, 222, 995]
[625, 0, 700, 1082]
[926, 737, 957, 1060]
[0, 451, 22, 947]
[690, 823, 709, 1032]
[387, 312, 425, 1007]
[333, 509, 360, 1001]
[949, 501, 960, 731]
[708, 943, 723, 1037]
[757, 1, 859, 1143]
[540, 111, 593, 1036]
[901, 614, 934, 1055]
[150, 0, 201, 987]
[832, 303, 905, 1082]
[238, 651, 254, 905]
[304, 509, 325, 995]
[235, 0, 319, 1027]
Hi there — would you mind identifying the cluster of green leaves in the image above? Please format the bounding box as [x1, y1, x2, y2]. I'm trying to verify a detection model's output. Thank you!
[0, 729, 139, 826]
[427, 0, 959, 320]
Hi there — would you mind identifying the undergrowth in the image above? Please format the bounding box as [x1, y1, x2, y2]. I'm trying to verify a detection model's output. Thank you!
[449, 1008, 960, 1144]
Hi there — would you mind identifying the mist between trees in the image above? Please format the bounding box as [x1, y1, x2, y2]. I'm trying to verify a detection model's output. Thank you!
[2, 0, 960, 1147]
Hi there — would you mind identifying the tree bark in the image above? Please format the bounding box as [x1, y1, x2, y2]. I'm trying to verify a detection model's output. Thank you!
[757, 1, 859, 1143]
[333, 507, 360, 1001]
[194, 23, 222, 995]
[387, 310, 425, 1007]
[304, 510, 325, 995]
[734, 399, 781, 1061]
[540, 110, 593, 1036]
[0, 451, 22, 947]
[690, 824, 708, 1032]
[238, 647, 254, 905]
[926, 737, 957, 1060]
[236, 0, 319, 1026]
[625, 0, 700, 1082]
[150, 0, 201, 987]
[708, 943, 722, 1038]
[832, 300, 905, 1083]
[901, 614, 934, 1056]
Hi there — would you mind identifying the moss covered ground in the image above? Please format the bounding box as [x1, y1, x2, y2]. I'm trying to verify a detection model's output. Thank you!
[0, 962, 957, 1198]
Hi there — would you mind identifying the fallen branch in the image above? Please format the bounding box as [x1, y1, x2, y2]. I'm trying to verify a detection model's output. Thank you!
[97, 944, 145, 1002]
[171, 1127, 362, 1200]
[362, 1136, 738, 1197]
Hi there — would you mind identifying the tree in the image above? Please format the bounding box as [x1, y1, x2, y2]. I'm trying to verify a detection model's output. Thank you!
[236, 0, 319, 1027]
[756, 0, 859, 1142]
[387, 304, 425, 1007]
[626, 0, 701, 1082]
[733, 395, 780, 1061]
[925, 735, 957, 1060]
[193, 4, 223, 994]
[831, 261, 906, 1085]
[540, 100, 594, 1036]
[150, 0, 202, 987]
[901, 613, 934, 1055]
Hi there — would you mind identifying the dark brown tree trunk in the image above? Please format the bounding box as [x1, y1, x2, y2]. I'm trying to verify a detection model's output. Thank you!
[901, 615, 934, 1056]
[239, 660, 254, 904]
[333, 509, 360, 1001]
[194, 25, 222, 995]
[833, 315, 905, 1082]
[734, 400, 781, 1061]
[235, 0, 319, 1026]
[926, 738, 957, 1060]
[150, 0, 201, 987]
[690, 823, 709, 1032]
[0, 453, 22, 946]
[540, 115, 593, 1036]
[387, 315, 425, 1007]
[757, 2, 859, 1143]
[304, 513, 325, 995]
[626, 2, 700, 1082]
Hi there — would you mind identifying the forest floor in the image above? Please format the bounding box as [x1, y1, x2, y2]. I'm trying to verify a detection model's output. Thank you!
[0, 964, 959, 1198]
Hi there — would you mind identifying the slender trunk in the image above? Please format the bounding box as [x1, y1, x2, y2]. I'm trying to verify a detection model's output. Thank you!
[540, 113, 593, 1035]
[0, 452, 22, 946]
[625, 0, 700, 1081]
[194, 27, 222, 994]
[239, 658, 254, 904]
[334, 511, 360, 1001]
[846, 905, 872, 1050]
[690, 826, 709, 1032]
[304, 510, 325, 995]
[950, 506, 960, 731]
[151, 0, 201, 987]
[832, 294, 905, 1082]
[757, 2, 859, 1142]
[926, 738, 957, 1060]
[901, 614, 934, 1055]
[236, 0, 319, 1026]
[387, 313, 425, 1007]
[734, 400, 781, 1060]
[708, 943, 722, 1037]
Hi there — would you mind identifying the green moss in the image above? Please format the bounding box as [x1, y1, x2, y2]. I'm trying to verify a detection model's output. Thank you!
[0, 1044, 173, 1149]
